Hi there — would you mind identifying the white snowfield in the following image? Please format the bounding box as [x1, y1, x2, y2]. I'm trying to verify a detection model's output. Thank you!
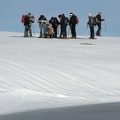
[0, 31, 120, 115]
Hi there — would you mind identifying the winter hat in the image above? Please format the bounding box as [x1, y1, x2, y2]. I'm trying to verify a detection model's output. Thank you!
[28, 13, 31, 15]
[99, 12, 102, 15]
[58, 15, 62, 18]
[70, 12, 73, 17]
[88, 13, 92, 17]
[40, 15, 44, 18]
[62, 14, 65, 17]
[51, 17, 54, 20]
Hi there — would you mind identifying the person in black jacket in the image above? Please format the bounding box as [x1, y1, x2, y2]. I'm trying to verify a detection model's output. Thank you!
[96, 12, 105, 36]
[49, 17, 59, 38]
[69, 12, 77, 38]
[59, 14, 69, 38]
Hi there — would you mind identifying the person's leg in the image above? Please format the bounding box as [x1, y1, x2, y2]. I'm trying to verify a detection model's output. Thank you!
[71, 25, 74, 37]
[53, 26, 57, 38]
[91, 26, 94, 38]
[62, 25, 67, 38]
[40, 24, 43, 37]
[24, 25, 28, 37]
[72, 25, 76, 38]
[28, 25, 32, 37]
[60, 25, 64, 38]
[96, 23, 101, 36]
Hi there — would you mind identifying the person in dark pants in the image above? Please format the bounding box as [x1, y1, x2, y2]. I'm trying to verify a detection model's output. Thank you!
[59, 14, 68, 38]
[96, 12, 105, 36]
[69, 13, 77, 38]
[87, 13, 95, 39]
[49, 17, 59, 38]
[24, 14, 29, 37]
[58, 15, 62, 38]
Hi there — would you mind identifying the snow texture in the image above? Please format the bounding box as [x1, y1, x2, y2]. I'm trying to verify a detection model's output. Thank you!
[0, 32, 120, 115]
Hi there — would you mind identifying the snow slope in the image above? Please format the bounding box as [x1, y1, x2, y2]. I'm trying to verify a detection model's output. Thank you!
[0, 31, 120, 115]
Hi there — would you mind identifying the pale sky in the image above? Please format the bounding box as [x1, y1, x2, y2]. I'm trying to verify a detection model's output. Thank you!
[0, 0, 120, 37]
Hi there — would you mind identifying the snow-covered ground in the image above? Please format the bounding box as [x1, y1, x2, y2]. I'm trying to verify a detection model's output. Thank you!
[0, 31, 120, 117]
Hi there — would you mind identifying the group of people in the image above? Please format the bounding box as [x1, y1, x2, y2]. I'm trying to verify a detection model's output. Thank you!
[22, 12, 105, 39]
[22, 12, 79, 38]
[87, 12, 105, 39]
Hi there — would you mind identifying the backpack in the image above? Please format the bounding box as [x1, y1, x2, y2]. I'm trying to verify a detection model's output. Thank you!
[30, 15, 35, 23]
[31, 15, 35, 19]
[89, 16, 96, 26]
[95, 16, 99, 23]
[21, 15, 25, 23]
[65, 17, 69, 25]
[75, 15, 79, 24]
[53, 17, 59, 26]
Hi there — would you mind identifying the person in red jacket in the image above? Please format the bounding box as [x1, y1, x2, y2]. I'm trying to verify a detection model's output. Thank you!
[24, 13, 34, 37]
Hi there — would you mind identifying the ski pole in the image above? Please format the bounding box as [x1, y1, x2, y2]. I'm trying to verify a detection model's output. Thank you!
[32, 24, 35, 37]
[67, 26, 69, 38]
[68, 25, 71, 38]
[85, 25, 89, 38]
[57, 25, 59, 36]
[104, 21, 107, 32]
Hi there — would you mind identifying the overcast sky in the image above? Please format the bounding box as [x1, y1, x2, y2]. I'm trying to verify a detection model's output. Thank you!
[0, 0, 120, 37]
